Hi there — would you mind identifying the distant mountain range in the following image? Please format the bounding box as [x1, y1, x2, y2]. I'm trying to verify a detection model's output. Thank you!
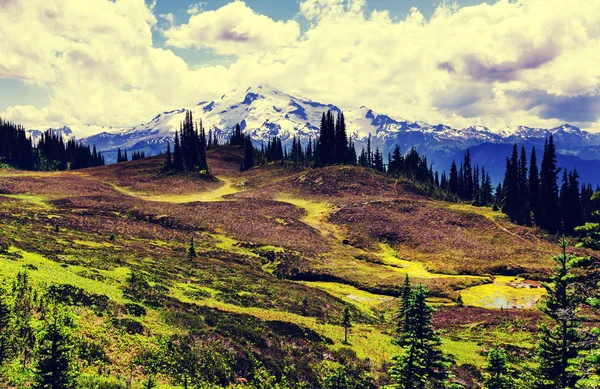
[28, 85, 600, 185]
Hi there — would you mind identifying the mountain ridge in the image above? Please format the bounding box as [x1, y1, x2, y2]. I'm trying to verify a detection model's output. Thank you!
[25, 85, 600, 184]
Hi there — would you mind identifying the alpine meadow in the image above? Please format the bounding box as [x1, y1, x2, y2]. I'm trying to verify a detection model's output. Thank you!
[1, 0, 600, 388]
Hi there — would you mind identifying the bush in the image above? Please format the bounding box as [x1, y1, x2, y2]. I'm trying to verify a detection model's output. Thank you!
[46, 284, 110, 313]
[124, 303, 146, 317]
[111, 318, 144, 335]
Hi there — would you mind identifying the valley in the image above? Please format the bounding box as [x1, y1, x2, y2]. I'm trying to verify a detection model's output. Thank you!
[0, 145, 572, 388]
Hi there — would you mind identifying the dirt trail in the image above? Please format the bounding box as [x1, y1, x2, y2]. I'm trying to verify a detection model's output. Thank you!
[106, 176, 243, 203]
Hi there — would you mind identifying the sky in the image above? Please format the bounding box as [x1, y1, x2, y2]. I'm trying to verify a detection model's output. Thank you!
[0, 0, 599, 133]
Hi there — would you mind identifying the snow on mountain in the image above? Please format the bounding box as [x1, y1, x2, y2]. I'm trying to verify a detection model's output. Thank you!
[30, 85, 600, 167]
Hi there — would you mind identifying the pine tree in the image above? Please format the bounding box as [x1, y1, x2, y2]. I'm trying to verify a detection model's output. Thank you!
[34, 308, 78, 389]
[164, 142, 172, 170]
[342, 306, 352, 344]
[325, 367, 350, 389]
[502, 145, 520, 223]
[0, 291, 10, 367]
[484, 346, 512, 389]
[529, 146, 541, 225]
[449, 162, 459, 196]
[540, 136, 561, 234]
[173, 130, 183, 171]
[518, 145, 530, 225]
[396, 274, 412, 337]
[537, 237, 585, 389]
[389, 284, 450, 389]
[335, 112, 348, 164]
[187, 237, 197, 260]
[241, 136, 255, 171]
[575, 191, 600, 249]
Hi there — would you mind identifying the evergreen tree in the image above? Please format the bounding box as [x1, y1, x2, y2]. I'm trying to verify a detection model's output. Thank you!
[34, 308, 78, 389]
[389, 284, 450, 389]
[540, 136, 561, 234]
[173, 130, 183, 171]
[324, 367, 350, 389]
[575, 191, 600, 249]
[462, 149, 474, 200]
[164, 142, 172, 169]
[449, 162, 459, 196]
[396, 274, 412, 337]
[0, 290, 10, 367]
[484, 347, 512, 389]
[518, 146, 531, 225]
[241, 135, 255, 171]
[335, 112, 348, 164]
[529, 146, 541, 225]
[187, 237, 197, 260]
[342, 306, 352, 344]
[537, 237, 585, 389]
[502, 145, 520, 223]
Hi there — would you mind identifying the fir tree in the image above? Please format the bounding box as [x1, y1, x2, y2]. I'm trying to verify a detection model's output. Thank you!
[164, 142, 172, 170]
[241, 136, 255, 171]
[396, 274, 412, 337]
[502, 145, 520, 223]
[484, 346, 512, 389]
[449, 162, 459, 196]
[575, 191, 600, 249]
[187, 237, 197, 260]
[518, 145, 530, 225]
[342, 306, 352, 344]
[0, 291, 10, 367]
[529, 146, 541, 225]
[537, 237, 585, 389]
[34, 308, 78, 389]
[389, 284, 450, 389]
[540, 136, 561, 234]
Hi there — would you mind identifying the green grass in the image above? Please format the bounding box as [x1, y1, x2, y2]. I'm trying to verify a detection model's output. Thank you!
[298, 281, 393, 312]
[0, 247, 126, 302]
[460, 276, 545, 309]
[1, 194, 52, 209]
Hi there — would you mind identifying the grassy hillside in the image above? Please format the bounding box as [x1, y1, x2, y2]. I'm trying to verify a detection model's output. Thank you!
[0, 145, 589, 388]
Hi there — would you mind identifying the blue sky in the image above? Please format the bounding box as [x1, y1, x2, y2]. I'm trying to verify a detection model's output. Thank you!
[0, 0, 598, 133]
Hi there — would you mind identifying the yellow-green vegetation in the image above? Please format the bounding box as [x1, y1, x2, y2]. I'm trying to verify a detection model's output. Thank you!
[298, 281, 393, 311]
[0, 247, 125, 302]
[106, 176, 242, 203]
[275, 195, 343, 238]
[376, 243, 485, 280]
[441, 337, 486, 367]
[461, 276, 545, 309]
[1, 194, 52, 209]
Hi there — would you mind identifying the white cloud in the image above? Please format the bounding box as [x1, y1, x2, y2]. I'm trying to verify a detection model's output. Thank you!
[0, 0, 237, 128]
[187, 1, 207, 15]
[1, 0, 600, 133]
[163, 1, 301, 55]
[158, 12, 176, 28]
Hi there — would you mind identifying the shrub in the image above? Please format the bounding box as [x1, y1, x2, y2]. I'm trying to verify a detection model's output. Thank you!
[46, 284, 109, 313]
[124, 303, 146, 317]
[111, 318, 144, 335]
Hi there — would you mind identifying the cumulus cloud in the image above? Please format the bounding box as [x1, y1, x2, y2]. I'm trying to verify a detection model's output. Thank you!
[0, 0, 236, 128]
[1, 0, 600, 133]
[163, 1, 301, 55]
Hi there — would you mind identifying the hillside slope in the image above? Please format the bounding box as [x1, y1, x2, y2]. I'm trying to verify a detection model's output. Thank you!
[0, 146, 593, 387]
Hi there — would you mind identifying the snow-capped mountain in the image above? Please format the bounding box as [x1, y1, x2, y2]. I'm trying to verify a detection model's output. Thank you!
[33, 85, 600, 184]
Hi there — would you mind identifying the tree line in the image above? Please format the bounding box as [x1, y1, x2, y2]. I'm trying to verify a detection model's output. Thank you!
[496, 137, 599, 236]
[0, 119, 104, 170]
[163, 110, 210, 174]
